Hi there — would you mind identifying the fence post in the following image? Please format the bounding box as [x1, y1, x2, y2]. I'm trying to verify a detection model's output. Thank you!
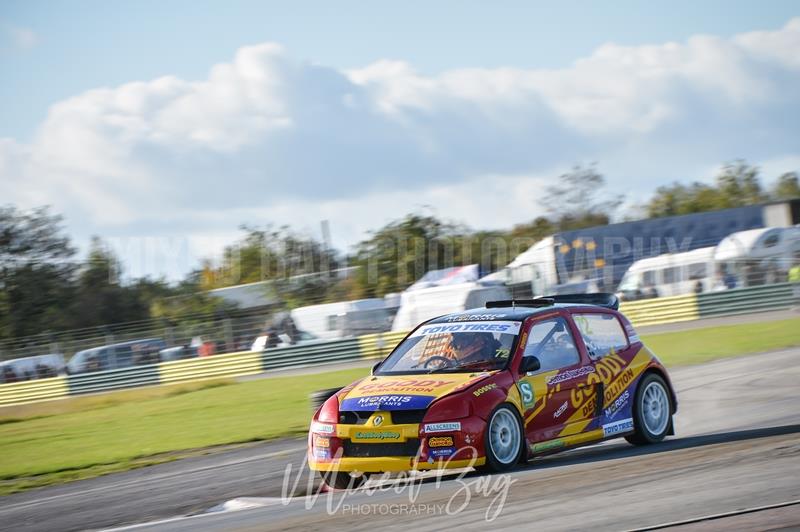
[224, 318, 234, 353]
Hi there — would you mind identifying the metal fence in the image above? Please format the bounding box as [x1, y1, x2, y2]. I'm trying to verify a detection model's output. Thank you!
[0, 309, 271, 363]
[0, 282, 796, 408]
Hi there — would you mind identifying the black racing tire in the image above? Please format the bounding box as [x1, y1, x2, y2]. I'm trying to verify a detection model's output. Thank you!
[626, 373, 673, 445]
[476, 404, 524, 473]
[319, 470, 366, 490]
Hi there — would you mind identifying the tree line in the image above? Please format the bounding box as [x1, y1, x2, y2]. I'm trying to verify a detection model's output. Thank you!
[1, 161, 798, 342]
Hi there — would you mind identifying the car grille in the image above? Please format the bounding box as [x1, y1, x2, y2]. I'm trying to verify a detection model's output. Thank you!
[338, 411, 370, 425]
[390, 409, 427, 424]
[342, 439, 421, 457]
[338, 409, 427, 425]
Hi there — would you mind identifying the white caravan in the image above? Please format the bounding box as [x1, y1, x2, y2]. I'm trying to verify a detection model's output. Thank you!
[290, 298, 397, 340]
[391, 282, 511, 332]
[714, 226, 800, 287]
[616, 247, 717, 300]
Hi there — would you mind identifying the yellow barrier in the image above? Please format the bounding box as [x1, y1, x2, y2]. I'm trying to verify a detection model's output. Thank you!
[158, 351, 263, 385]
[358, 331, 408, 359]
[620, 294, 700, 327]
[0, 376, 70, 407]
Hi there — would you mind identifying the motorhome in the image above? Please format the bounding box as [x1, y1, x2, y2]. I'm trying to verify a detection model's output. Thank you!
[714, 227, 800, 287]
[391, 282, 511, 331]
[289, 298, 398, 341]
[616, 247, 717, 300]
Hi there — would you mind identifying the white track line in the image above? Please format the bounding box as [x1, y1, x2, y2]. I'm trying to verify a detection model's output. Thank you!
[629, 498, 800, 531]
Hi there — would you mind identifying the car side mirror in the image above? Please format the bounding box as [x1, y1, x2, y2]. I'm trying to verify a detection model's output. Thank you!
[520, 356, 541, 374]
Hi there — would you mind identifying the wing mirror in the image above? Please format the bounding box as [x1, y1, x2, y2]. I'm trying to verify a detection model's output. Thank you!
[520, 356, 541, 375]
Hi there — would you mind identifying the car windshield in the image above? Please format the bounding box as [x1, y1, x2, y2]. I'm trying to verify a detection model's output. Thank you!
[376, 320, 521, 374]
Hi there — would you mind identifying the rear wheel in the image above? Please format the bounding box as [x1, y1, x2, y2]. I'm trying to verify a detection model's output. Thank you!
[477, 404, 524, 473]
[626, 373, 672, 445]
[319, 470, 366, 490]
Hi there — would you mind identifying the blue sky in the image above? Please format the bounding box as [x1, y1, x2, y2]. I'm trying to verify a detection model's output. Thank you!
[2, 0, 798, 140]
[1, 2, 799, 280]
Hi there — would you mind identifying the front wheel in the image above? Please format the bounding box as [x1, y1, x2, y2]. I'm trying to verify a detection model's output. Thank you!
[626, 373, 673, 445]
[477, 404, 524, 473]
[319, 470, 366, 490]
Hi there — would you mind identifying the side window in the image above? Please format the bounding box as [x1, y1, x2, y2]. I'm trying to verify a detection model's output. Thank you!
[642, 270, 656, 287]
[523, 317, 580, 372]
[663, 266, 679, 284]
[573, 313, 629, 360]
[114, 346, 133, 368]
[687, 262, 707, 280]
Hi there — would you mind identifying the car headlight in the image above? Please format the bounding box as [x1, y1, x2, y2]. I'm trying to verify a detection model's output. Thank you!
[424, 393, 472, 422]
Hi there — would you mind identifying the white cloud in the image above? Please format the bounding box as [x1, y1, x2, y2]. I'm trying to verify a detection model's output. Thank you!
[2, 18, 800, 278]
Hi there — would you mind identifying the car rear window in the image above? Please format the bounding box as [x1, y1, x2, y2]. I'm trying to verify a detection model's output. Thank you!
[573, 313, 628, 360]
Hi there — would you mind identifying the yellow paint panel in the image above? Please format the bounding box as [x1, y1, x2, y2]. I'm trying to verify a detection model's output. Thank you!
[358, 331, 408, 359]
[158, 351, 262, 385]
[0, 376, 69, 407]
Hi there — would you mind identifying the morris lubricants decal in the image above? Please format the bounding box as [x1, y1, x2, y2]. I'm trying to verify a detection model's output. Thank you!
[341, 394, 435, 411]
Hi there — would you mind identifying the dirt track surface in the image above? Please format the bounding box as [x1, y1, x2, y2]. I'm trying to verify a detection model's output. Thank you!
[2, 346, 800, 531]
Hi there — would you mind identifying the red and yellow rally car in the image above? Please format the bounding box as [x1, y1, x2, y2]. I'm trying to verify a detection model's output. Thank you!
[308, 294, 677, 488]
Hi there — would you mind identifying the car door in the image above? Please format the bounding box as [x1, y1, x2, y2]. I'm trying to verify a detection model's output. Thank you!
[516, 311, 598, 450]
[571, 310, 640, 431]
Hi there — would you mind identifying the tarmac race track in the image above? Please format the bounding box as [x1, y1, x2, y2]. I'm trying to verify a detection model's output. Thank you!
[3, 347, 800, 531]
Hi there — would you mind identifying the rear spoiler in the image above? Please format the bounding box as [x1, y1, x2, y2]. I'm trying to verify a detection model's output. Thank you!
[485, 293, 619, 311]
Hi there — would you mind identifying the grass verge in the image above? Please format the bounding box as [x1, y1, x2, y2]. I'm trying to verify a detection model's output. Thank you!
[0, 318, 798, 495]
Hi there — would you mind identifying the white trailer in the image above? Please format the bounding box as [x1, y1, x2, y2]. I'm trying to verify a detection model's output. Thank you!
[391, 282, 511, 331]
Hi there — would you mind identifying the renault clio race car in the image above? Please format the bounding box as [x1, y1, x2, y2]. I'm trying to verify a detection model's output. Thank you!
[308, 294, 677, 489]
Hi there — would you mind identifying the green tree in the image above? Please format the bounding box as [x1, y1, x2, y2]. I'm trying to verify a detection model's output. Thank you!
[349, 212, 469, 297]
[540, 164, 621, 226]
[203, 225, 340, 308]
[646, 160, 770, 217]
[66, 237, 152, 328]
[772, 172, 800, 199]
[0, 206, 77, 339]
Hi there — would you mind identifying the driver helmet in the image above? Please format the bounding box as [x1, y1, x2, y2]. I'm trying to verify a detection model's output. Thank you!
[450, 332, 496, 362]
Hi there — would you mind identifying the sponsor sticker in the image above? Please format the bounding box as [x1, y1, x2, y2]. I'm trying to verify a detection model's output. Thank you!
[410, 321, 522, 338]
[313, 435, 330, 448]
[314, 448, 330, 459]
[531, 439, 565, 453]
[424, 422, 461, 433]
[353, 431, 402, 441]
[358, 379, 452, 394]
[311, 422, 335, 434]
[546, 366, 595, 385]
[341, 394, 435, 411]
[443, 313, 508, 322]
[518, 381, 534, 408]
[604, 390, 630, 419]
[553, 401, 568, 419]
[428, 436, 454, 448]
[473, 383, 498, 397]
[430, 447, 456, 458]
[603, 418, 634, 437]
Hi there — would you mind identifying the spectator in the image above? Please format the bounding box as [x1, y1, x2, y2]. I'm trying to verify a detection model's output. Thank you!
[789, 255, 800, 310]
[2, 365, 18, 383]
